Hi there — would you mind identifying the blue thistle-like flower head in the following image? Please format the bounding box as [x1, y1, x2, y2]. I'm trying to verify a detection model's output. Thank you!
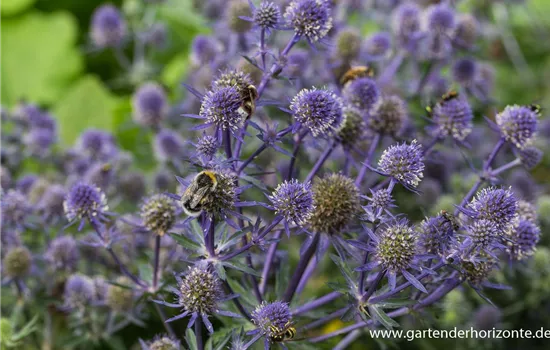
[132, 82, 168, 128]
[64, 274, 96, 310]
[46, 236, 80, 272]
[191, 35, 222, 64]
[466, 187, 518, 233]
[196, 134, 219, 160]
[145, 335, 181, 350]
[507, 219, 540, 261]
[290, 88, 344, 138]
[90, 4, 126, 48]
[284, 0, 333, 43]
[153, 129, 185, 162]
[140, 194, 177, 236]
[369, 95, 408, 136]
[391, 2, 421, 50]
[24, 128, 56, 157]
[467, 219, 502, 251]
[251, 301, 292, 338]
[77, 129, 118, 160]
[16, 174, 37, 194]
[517, 146, 543, 170]
[496, 105, 538, 149]
[368, 189, 395, 212]
[431, 95, 473, 141]
[227, 0, 253, 33]
[199, 87, 244, 134]
[178, 266, 224, 316]
[423, 3, 455, 34]
[1, 189, 32, 228]
[454, 13, 478, 48]
[269, 179, 315, 228]
[419, 212, 457, 256]
[253, 1, 281, 30]
[375, 220, 418, 272]
[378, 140, 424, 189]
[63, 182, 108, 224]
[337, 107, 366, 148]
[342, 77, 381, 113]
[364, 32, 392, 59]
[452, 58, 477, 86]
[2, 246, 32, 278]
[516, 199, 538, 223]
[334, 28, 362, 61]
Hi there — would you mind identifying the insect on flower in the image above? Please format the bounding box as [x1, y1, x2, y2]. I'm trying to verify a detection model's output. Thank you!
[236, 84, 259, 121]
[340, 66, 375, 86]
[270, 321, 297, 342]
[528, 103, 542, 116]
[440, 210, 461, 231]
[441, 90, 459, 102]
[181, 170, 218, 217]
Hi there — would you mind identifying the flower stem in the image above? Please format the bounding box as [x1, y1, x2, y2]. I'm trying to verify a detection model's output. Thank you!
[287, 130, 308, 181]
[153, 302, 176, 338]
[238, 144, 267, 174]
[152, 235, 161, 290]
[259, 231, 282, 295]
[195, 317, 204, 350]
[222, 280, 252, 319]
[361, 270, 386, 302]
[355, 133, 381, 187]
[292, 291, 342, 315]
[283, 232, 321, 303]
[305, 139, 336, 183]
[206, 217, 216, 257]
[490, 158, 521, 177]
[300, 307, 348, 331]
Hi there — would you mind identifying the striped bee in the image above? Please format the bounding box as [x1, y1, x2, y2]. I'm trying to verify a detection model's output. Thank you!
[237, 84, 259, 120]
[181, 170, 218, 217]
[441, 210, 460, 231]
[528, 104, 542, 116]
[441, 90, 459, 102]
[270, 321, 296, 343]
[340, 66, 375, 86]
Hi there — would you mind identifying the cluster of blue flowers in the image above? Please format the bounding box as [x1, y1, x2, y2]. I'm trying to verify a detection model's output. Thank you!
[2, 1, 550, 349]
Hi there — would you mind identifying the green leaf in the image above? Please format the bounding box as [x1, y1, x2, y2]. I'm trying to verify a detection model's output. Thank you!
[170, 232, 202, 251]
[375, 298, 417, 309]
[1, 0, 35, 16]
[186, 328, 198, 350]
[138, 263, 153, 284]
[1, 11, 82, 106]
[368, 305, 400, 330]
[330, 254, 357, 289]
[226, 277, 256, 307]
[53, 75, 120, 145]
[221, 260, 261, 277]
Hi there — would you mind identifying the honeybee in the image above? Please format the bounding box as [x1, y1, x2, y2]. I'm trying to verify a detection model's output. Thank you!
[441, 210, 460, 231]
[181, 170, 218, 217]
[237, 84, 258, 120]
[340, 66, 375, 86]
[270, 321, 296, 343]
[441, 90, 459, 102]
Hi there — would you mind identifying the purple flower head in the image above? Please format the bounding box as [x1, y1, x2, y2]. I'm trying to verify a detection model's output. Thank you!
[363, 32, 392, 59]
[64, 274, 96, 309]
[378, 140, 424, 189]
[452, 58, 477, 86]
[430, 94, 473, 141]
[154, 169, 174, 192]
[1, 190, 32, 228]
[253, 1, 281, 30]
[467, 219, 502, 251]
[496, 105, 538, 149]
[342, 77, 381, 113]
[466, 187, 518, 233]
[507, 219, 540, 261]
[106, 276, 135, 312]
[84, 162, 114, 191]
[191, 35, 223, 64]
[516, 199, 538, 223]
[454, 14, 478, 48]
[290, 88, 344, 138]
[391, 2, 421, 50]
[132, 82, 168, 128]
[269, 179, 315, 230]
[77, 129, 118, 160]
[419, 212, 457, 256]
[14, 102, 42, 125]
[212, 69, 254, 98]
[368, 188, 395, 212]
[144, 23, 168, 49]
[63, 182, 109, 225]
[90, 4, 126, 48]
[375, 220, 418, 273]
[338, 107, 367, 148]
[423, 4, 455, 34]
[251, 301, 292, 338]
[153, 129, 185, 162]
[334, 28, 362, 61]
[309, 174, 360, 235]
[144, 335, 181, 350]
[196, 134, 219, 160]
[46, 236, 80, 272]
[2, 246, 32, 278]
[119, 172, 147, 202]
[199, 87, 244, 135]
[515, 146, 542, 170]
[140, 194, 177, 236]
[16, 174, 38, 194]
[24, 128, 56, 157]
[284, 0, 333, 43]
[28, 111, 57, 133]
[369, 95, 407, 136]
[284, 49, 310, 78]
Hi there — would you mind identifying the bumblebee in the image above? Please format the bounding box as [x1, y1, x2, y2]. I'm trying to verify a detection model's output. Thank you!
[528, 104, 542, 115]
[237, 84, 259, 120]
[270, 321, 296, 343]
[340, 66, 374, 86]
[441, 90, 459, 102]
[441, 210, 460, 231]
[181, 170, 218, 217]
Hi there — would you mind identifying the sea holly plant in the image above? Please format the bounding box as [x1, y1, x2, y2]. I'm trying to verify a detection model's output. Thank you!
[1, 1, 550, 350]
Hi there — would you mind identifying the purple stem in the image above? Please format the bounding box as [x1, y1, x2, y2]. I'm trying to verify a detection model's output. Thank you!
[257, 33, 300, 96]
[300, 307, 348, 331]
[361, 270, 386, 302]
[224, 129, 233, 162]
[305, 139, 336, 183]
[243, 333, 262, 350]
[491, 158, 521, 177]
[292, 291, 342, 315]
[260, 29, 267, 71]
[483, 138, 505, 172]
[153, 302, 176, 338]
[287, 130, 308, 181]
[414, 60, 437, 96]
[259, 230, 282, 295]
[237, 144, 267, 174]
[414, 277, 462, 309]
[283, 232, 321, 303]
[355, 133, 381, 187]
[195, 317, 204, 350]
[422, 136, 441, 156]
[206, 217, 216, 257]
[222, 279, 252, 319]
[377, 51, 406, 87]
